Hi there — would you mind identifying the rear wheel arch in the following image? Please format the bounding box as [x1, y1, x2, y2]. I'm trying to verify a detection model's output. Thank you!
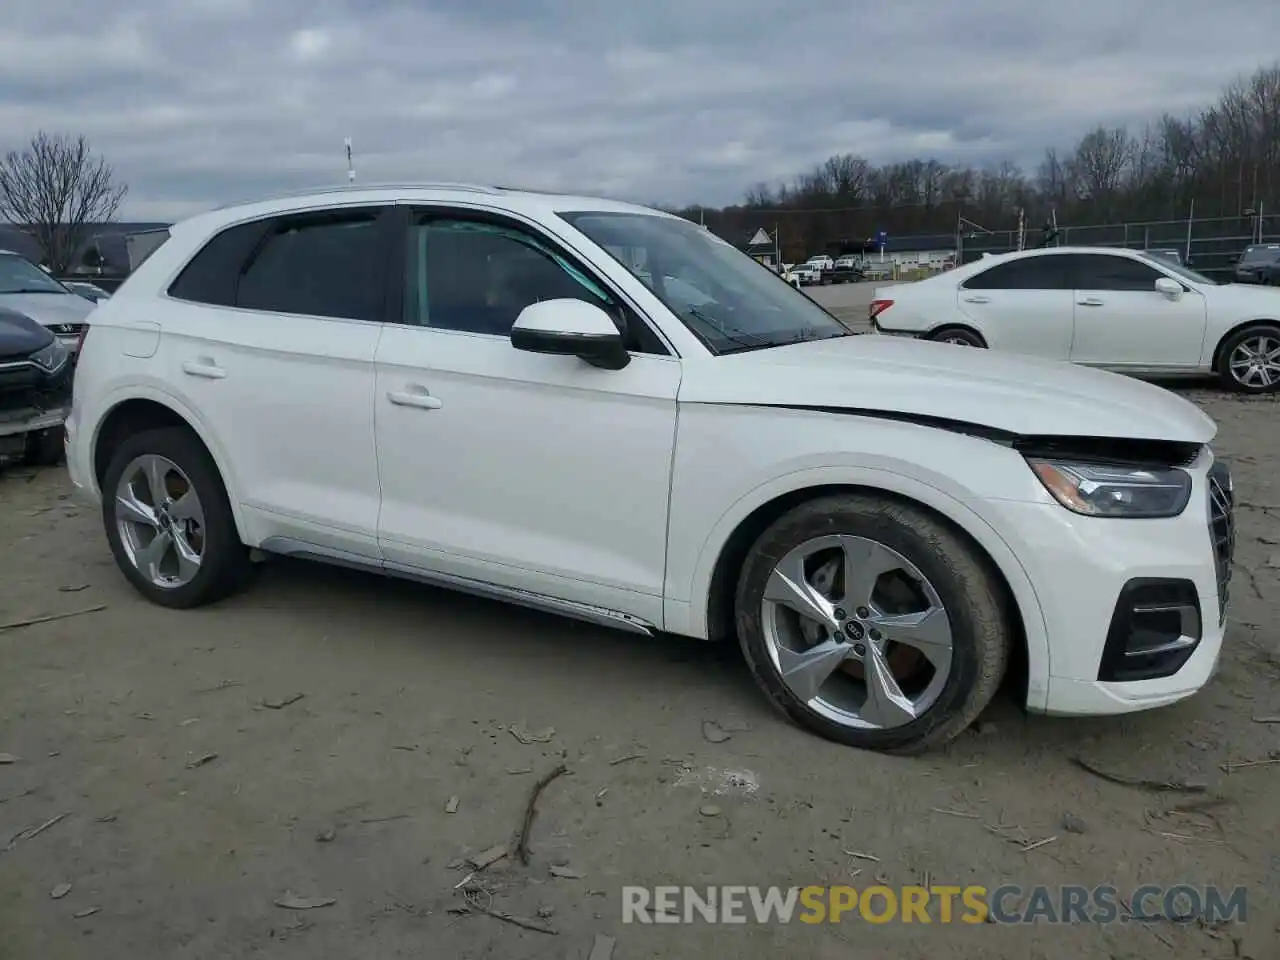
[702, 480, 1039, 709]
[928, 324, 987, 347]
[92, 397, 248, 541]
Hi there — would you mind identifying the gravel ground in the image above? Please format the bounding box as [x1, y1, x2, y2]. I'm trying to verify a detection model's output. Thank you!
[1, 387, 1278, 960]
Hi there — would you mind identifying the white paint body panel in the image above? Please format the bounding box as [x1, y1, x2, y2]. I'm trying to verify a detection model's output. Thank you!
[874, 246, 1280, 373]
[64, 185, 1227, 722]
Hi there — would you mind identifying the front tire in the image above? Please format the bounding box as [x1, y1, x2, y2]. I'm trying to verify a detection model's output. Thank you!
[1217, 324, 1280, 394]
[734, 494, 1009, 753]
[101, 427, 251, 608]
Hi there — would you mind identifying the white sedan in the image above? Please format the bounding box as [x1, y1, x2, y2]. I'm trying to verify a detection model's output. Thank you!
[870, 246, 1280, 392]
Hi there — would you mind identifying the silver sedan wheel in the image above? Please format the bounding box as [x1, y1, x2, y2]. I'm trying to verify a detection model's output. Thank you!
[940, 334, 974, 346]
[114, 454, 206, 589]
[1228, 334, 1280, 389]
[760, 535, 953, 730]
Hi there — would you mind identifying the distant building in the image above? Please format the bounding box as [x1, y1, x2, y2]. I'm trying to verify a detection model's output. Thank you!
[739, 227, 780, 266]
[0, 221, 170, 274]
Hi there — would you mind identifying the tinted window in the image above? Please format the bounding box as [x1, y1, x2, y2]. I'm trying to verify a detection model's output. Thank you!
[962, 256, 1070, 290]
[235, 209, 387, 321]
[168, 221, 266, 306]
[405, 218, 616, 337]
[1074, 254, 1163, 291]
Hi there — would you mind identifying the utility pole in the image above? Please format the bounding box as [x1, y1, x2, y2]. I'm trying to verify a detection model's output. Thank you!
[344, 137, 355, 182]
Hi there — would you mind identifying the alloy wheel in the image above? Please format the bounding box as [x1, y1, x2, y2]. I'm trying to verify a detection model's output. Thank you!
[759, 534, 953, 730]
[1228, 334, 1280, 389]
[114, 454, 206, 589]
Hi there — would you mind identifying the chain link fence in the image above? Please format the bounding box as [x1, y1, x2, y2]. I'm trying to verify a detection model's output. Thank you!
[957, 214, 1279, 279]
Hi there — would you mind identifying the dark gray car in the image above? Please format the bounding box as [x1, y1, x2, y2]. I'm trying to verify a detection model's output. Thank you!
[0, 250, 95, 354]
[1234, 244, 1280, 285]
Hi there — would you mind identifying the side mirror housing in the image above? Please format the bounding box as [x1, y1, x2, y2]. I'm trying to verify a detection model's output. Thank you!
[511, 299, 630, 370]
[1154, 277, 1182, 298]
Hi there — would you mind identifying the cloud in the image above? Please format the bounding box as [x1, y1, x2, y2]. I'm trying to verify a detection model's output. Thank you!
[0, 0, 1275, 220]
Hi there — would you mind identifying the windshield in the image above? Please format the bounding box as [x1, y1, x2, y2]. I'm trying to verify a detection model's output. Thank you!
[1147, 255, 1218, 286]
[0, 254, 70, 295]
[560, 211, 850, 354]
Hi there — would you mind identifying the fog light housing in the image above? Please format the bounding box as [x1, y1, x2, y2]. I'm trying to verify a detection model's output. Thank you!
[1098, 579, 1201, 682]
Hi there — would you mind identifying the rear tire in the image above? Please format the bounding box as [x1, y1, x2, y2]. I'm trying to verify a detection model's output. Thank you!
[102, 427, 252, 608]
[734, 494, 1010, 753]
[929, 326, 987, 348]
[1217, 324, 1280, 394]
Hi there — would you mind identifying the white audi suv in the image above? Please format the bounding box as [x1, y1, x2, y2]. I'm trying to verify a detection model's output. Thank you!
[64, 184, 1233, 752]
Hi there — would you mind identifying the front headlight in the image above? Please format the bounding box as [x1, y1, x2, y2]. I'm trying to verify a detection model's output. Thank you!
[1027, 458, 1192, 518]
[30, 337, 69, 373]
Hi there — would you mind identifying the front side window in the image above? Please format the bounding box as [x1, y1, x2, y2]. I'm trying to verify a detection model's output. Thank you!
[559, 211, 850, 354]
[1073, 255, 1163, 292]
[0, 254, 70, 295]
[235, 209, 387, 321]
[962, 256, 1071, 291]
[1240, 246, 1280, 265]
[403, 217, 617, 337]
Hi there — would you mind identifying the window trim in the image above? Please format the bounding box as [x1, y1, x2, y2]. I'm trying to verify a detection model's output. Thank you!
[960, 253, 1073, 291]
[393, 204, 675, 358]
[164, 203, 399, 325]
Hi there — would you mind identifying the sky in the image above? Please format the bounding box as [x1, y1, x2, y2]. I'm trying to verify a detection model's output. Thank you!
[1, 0, 1277, 222]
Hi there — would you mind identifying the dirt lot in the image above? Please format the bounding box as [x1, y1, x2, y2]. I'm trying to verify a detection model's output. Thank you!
[1, 387, 1278, 960]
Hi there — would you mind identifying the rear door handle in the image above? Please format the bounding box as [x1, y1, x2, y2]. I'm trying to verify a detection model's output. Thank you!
[1077, 298, 1104, 307]
[963, 296, 990, 304]
[181, 360, 226, 379]
[386, 387, 443, 410]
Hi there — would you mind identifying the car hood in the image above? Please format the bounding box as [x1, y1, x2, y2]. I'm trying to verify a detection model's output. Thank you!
[686, 334, 1216, 443]
[0, 306, 56, 359]
[0, 291, 95, 328]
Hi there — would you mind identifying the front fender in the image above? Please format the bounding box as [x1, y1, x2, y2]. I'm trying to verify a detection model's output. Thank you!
[665, 455, 1053, 712]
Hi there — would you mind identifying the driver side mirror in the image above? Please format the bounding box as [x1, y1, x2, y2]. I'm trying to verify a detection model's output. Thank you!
[1154, 277, 1182, 299]
[511, 299, 631, 370]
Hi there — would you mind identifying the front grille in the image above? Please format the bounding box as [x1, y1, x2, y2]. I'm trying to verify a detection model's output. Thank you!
[0, 360, 72, 418]
[1207, 462, 1235, 625]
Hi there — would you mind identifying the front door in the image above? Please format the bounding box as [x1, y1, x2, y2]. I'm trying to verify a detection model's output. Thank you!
[374, 208, 682, 626]
[1066, 253, 1208, 368]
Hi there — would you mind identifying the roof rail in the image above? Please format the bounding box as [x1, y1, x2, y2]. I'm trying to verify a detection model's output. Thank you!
[212, 181, 497, 210]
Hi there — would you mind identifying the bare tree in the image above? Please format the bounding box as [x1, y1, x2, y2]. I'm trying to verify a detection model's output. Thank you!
[0, 132, 128, 274]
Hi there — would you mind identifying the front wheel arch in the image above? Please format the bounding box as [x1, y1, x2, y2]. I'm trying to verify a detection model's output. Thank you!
[1210, 319, 1280, 372]
[704, 482, 1032, 707]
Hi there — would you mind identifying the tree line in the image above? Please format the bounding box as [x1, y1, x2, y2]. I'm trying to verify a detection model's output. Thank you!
[677, 63, 1280, 258]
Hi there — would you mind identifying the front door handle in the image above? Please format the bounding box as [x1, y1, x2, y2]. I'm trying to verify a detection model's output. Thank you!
[1077, 298, 1104, 307]
[386, 387, 443, 410]
[181, 359, 227, 379]
[963, 295, 990, 304]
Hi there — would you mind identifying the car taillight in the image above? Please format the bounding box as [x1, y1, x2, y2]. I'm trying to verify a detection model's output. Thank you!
[868, 299, 894, 322]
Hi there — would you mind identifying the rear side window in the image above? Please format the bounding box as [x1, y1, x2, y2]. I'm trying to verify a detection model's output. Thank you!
[168, 221, 266, 307]
[1072, 254, 1163, 291]
[962, 256, 1070, 290]
[168, 207, 390, 322]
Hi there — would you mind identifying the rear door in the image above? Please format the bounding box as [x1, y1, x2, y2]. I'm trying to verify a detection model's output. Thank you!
[955, 255, 1074, 358]
[1066, 253, 1207, 368]
[162, 205, 395, 558]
